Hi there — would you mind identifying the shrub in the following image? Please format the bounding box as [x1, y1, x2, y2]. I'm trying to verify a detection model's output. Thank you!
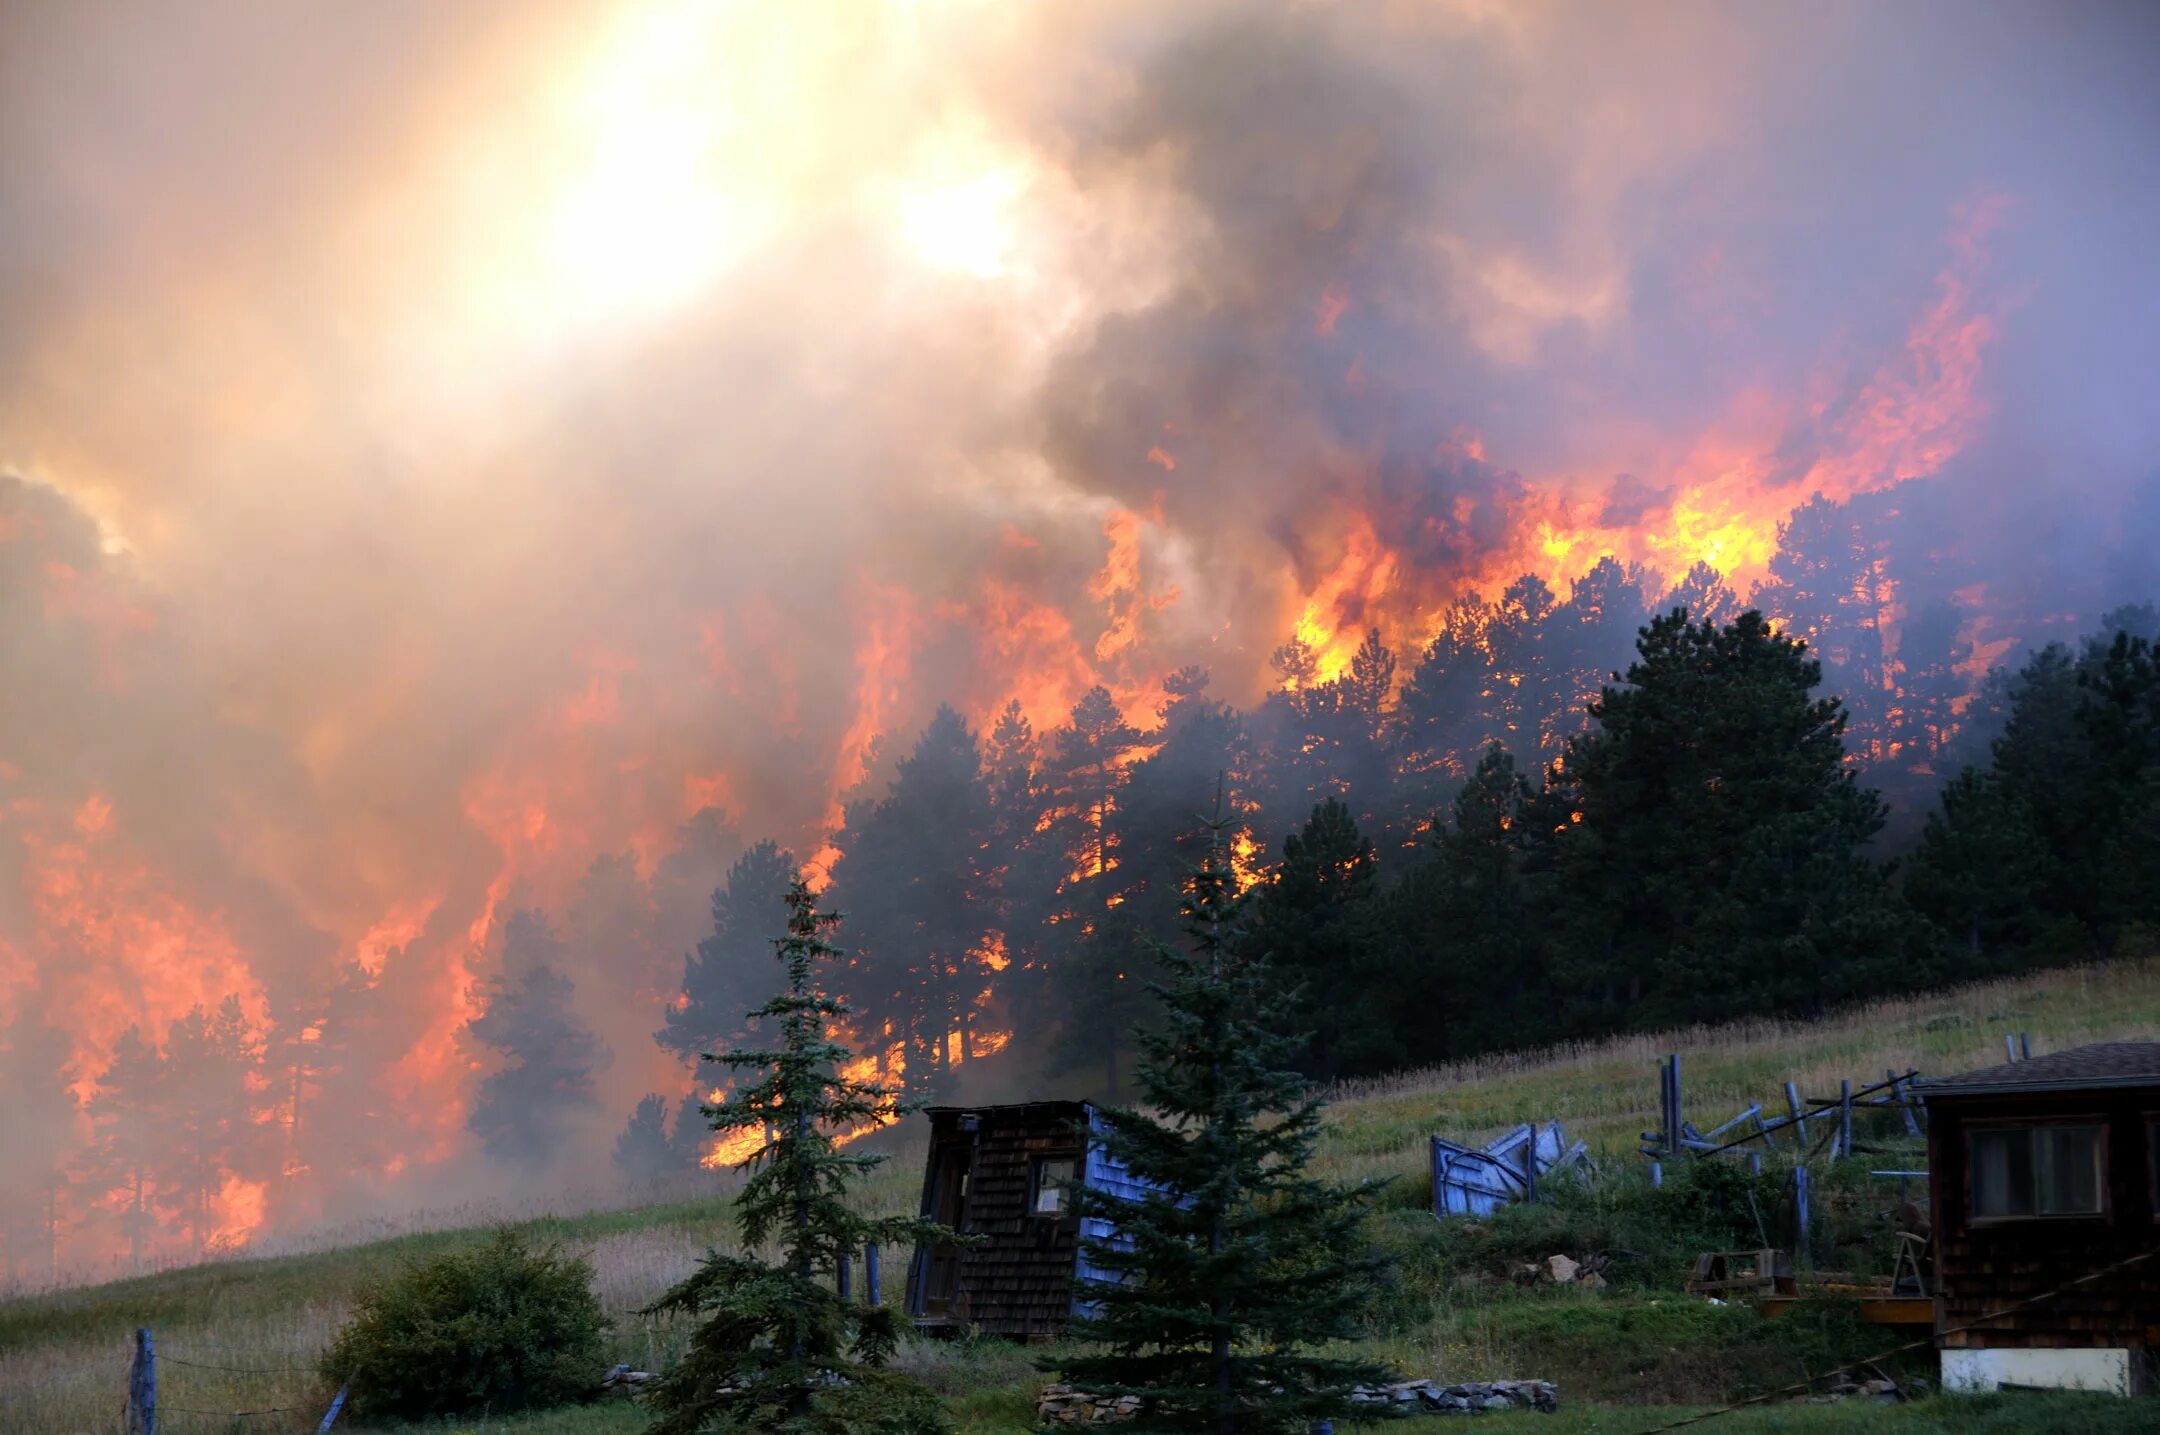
[325, 1228, 608, 1420]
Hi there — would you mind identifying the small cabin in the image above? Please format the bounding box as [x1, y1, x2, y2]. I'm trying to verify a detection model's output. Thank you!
[1917, 1041, 2160, 1395]
[904, 1101, 1155, 1340]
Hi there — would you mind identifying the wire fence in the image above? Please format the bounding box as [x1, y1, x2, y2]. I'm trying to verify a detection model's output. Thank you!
[119, 1330, 345, 1435]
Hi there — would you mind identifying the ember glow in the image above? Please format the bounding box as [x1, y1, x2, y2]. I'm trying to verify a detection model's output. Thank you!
[3, 2, 2158, 1282]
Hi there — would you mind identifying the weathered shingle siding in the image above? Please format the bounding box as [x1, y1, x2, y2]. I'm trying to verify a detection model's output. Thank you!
[925, 1103, 1090, 1339]
[1926, 1087, 2160, 1360]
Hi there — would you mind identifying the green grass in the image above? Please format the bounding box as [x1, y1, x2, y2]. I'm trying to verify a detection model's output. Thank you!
[5, 954, 2157, 1433]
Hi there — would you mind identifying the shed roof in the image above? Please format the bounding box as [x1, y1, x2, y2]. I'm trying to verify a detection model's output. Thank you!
[1916, 1041, 2160, 1097]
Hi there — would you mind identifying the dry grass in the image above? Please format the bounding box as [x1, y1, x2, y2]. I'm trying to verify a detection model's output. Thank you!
[1311, 957, 2160, 1189]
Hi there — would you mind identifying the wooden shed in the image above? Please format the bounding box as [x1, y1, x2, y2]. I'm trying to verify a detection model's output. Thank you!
[904, 1101, 1155, 1340]
[1916, 1041, 2160, 1395]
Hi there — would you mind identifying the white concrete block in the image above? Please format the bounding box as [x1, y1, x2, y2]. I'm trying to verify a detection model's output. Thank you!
[1942, 1346, 2131, 1395]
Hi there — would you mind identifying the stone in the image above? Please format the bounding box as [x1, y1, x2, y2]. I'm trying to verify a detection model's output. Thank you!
[1544, 1254, 1581, 1284]
[1578, 1271, 1607, 1290]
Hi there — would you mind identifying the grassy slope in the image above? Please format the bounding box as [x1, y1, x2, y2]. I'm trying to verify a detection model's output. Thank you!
[5, 956, 2158, 1433]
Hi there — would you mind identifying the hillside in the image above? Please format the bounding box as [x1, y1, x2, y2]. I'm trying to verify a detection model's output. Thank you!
[6, 955, 2158, 1435]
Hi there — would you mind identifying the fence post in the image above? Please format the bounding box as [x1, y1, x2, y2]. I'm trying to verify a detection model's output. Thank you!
[1888, 1070, 1922, 1138]
[865, 1243, 881, 1307]
[1791, 1166, 1810, 1272]
[1837, 1079, 1853, 1159]
[2020, 1033, 2032, 1061]
[2004, 1033, 2018, 1063]
[1785, 1082, 1810, 1149]
[1649, 1161, 1662, 1189]
[127, 1326, 156, 1435]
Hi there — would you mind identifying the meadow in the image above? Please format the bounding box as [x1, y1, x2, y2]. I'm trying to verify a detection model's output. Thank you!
[6, 955, 2159, 1435]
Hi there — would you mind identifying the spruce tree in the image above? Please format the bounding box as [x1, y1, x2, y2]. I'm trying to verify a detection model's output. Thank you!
[1050, 806, 1392, 1433]
[641, 877, 953, 1435]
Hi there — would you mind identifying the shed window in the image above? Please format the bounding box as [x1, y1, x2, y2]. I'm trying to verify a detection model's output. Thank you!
[1031, 1157, 1078, 1217]
[1969, 1124, 2104, 1219]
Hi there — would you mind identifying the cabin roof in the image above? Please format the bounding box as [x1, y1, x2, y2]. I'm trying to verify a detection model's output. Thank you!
[923, 1100, 1094, 1123]
[1916, 1041, 2160, 1097]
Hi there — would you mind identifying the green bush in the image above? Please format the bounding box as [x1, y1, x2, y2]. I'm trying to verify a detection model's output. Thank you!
[324, 1228, 608, 1420]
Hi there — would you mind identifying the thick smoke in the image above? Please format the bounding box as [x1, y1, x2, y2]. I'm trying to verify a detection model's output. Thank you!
[2, 2, 2157, 1273]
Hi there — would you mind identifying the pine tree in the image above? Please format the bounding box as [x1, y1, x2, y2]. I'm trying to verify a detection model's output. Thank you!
[1050, 808, 1392, 1434]
[467, 910, 609, 1166]
[614, 1093, 693, 1187]
[1903, 768, 2045, 961]
[1753, 495, 1892, 758]
[660, 840, 798, 1064]
[306, 959, 402, 1192]
[1256, 630, 1399, 847]
[1660, 561, 1740, 631]
[1550, 557, 1649, 749]
[0, 1011, 76, 1283]
[1553, 609, 1933, 1024]
[1396, 592, 1501, 819]
[161, 996, 262, 1254]
[827, 706, 996, 1101]
[2070, 629, 2160, 951]
[1486, 574, 1561, 758]
[1248, 799, 1391, 1082]
[1382, 743, 1556, 1065]
[641, 878, 953, 1435]
[1051, 670, 1251, 1101]
[85, 1025, 167, 1270]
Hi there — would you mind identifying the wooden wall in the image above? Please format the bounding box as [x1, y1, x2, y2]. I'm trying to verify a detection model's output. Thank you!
[1928, 1087, 2160, 1373]
[915, 1103, 1090, 1339]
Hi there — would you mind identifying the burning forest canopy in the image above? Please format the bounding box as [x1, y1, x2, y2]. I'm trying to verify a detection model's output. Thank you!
[2, 2, 2158, 1286]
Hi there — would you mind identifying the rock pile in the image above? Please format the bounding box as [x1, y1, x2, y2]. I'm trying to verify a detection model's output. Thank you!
[1515, 1252, 1609, 1289]
[1349, 1378, 1560, 1415]
[1037, 1386, 1144, 1424]
[1037, 1378, 1560, 1423]
[1036, 1374, 1563, 1417]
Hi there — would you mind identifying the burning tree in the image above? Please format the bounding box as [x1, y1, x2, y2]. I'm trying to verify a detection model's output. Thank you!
[1049, 805, 1390, 1434]
[640, 876, 952, 1435]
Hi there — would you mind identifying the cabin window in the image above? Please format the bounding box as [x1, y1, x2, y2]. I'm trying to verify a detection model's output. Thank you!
[1968, 1123, 2105, 1220]
[1031, 1157, 1078, 1217]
